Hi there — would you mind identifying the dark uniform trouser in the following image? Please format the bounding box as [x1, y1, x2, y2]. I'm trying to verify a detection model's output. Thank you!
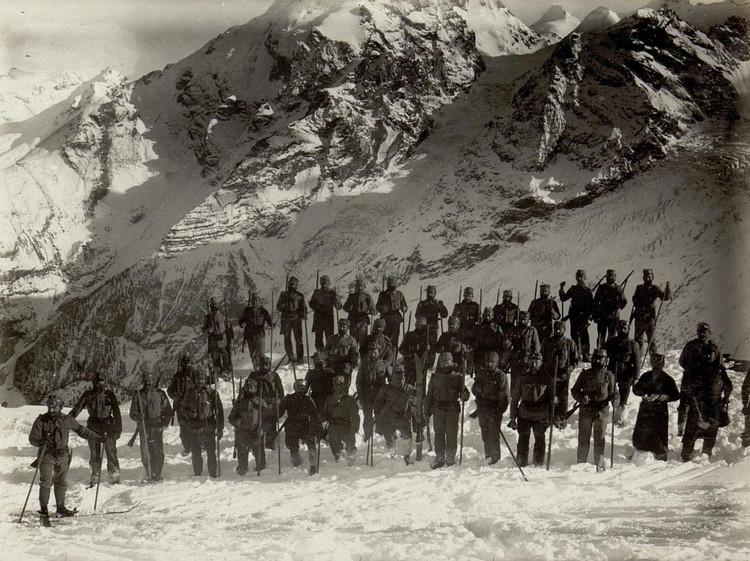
[39, 451, 70, 508]
[384, 316, 401, 351]
[617, 370, 636, 407]
[191, 425, 218, 477]
[379, 417, 412, 452]
[681, 409, 719, 460]
[88, 421, 119, 475]
[236, 428, 263, 473]
[313, 314, 335, 352]
[634, 317, 658, 355]
[596, 317, 618, 347]
[176, 410, 192, 452]
[477, 405, 503, 462]
[328, 425, 356, 459]
[362, 399, 377, 440]
[208, 344, 230, 373]
[517, 417, 548, 466]
[285, 429, 317, 466]
[432, 403, 460, 464]
[569, 314, 590, 358]
[244, 332, 266, 369]
[282, 321, 304, 362]
[742, 409, 750, 448]
[554, 377, 570, 421]
[139, 427, 165, 478]
[577, 412, 607, 464]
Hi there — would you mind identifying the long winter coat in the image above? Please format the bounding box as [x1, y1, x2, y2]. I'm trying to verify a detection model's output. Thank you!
[632, 369, 679, 453]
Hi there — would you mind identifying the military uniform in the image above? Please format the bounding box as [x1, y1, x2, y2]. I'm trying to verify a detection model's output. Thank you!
[279, 389, 318, 471]
[238, 301, 272, 368]
[276, 280, 307, 363]
[425, 356, 470, 467]
[129, 382, 172, 481]
[472, 359, 509, 464]
[325, 329, 359, 388]
[632, 278, 670, 355]
[321, 384, 360, 464]
[309, 281, 341, 352]
[343, 288, 376, 346]
[559, 280, 593, 360]
[376, 284, 408, 349]
[509, 358, 551, 467]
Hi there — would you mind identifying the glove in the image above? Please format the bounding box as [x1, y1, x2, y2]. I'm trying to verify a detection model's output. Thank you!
[508, 418, 517, 430]
[657, 394, 669, 402]
[560, 281, 566, 288]
[438, 300, 444, 307]
[581, 396, 590, 405]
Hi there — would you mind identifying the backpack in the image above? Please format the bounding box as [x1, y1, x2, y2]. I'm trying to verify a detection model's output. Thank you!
[183, 385, 213, 421]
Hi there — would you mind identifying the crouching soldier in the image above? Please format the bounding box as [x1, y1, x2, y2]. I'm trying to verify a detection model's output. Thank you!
[508, 352, 549, 467]
[129, 372, 172, 482]
[29, 394, 102, 520]
[279, 380, 319, 474]
[632, 353, 679, 461]
[321, 376, 360, 465]
[229, 379, 267, 475]
[374, 363, 416, 464]
[180, 367, 224, 477]
[70, 371, 122, 485]
[425, 353, 470, 469]
[472, 352, 509, 465]
[572, 348, 618, 471]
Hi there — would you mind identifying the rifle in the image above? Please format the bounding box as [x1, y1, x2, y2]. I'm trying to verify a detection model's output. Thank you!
[496, 288, 500, 306]
[611, 362, 617, 468]
[257, 380, 264, 477]
[234, 377, 242, 460]
[546, 354, 560, 471]
[640, 297, 666, 369]
[459, 394, 466, 466]
[458, 285, 463, 308]
[499, 428, 528, 482]
[241, 291, 251, 354]
[316, 269, 320, 290]
[126, 364, 166, 448]
[276, 387, 281, 475]
[479, 288, 483, 313]
[269, 287, 275, 359]
[534, 280, 538, 301]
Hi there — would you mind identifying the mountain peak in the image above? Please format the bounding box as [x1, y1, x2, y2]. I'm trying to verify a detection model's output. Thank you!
[576, 6, 620, 33]
[531, 4, 580, 43]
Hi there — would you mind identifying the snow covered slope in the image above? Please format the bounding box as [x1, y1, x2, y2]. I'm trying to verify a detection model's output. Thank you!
[645, 0, 750, 30]
[1, 3, 749, 401]
[530, 4, 581, 44]
[1, 353, 749, 561]
[576, 6, 620, 33]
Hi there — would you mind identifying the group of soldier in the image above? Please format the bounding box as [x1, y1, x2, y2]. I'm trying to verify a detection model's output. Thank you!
[27, 268, 750, 520]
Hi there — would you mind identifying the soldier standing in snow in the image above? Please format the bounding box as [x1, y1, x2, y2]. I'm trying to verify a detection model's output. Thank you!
[509, 311, 541, 392]
[473, 307, 507, 367]
[493, 290, 519, 334]
[324, 318, 359, 389]
[180, 367, 224, 477]
[605, 320, 642, 426]
[238, 291, 273, 369]
[541, 320, 579, 428]
[680, 345, 732, 461]
[202, 296, 232, 375]
[593, 270, 627, 348]
[415, 285, 449, 367]
[376, 276, 408, 349]
[357, 344, 390, 441]
[453, 287, 481, 374]
[508, 352, 550, 467]
[572, 348, 618, 472]
[29, 394, 102, 519]
[343, 276, 376, 347]
[472, 352, 509, 465]
[631, 269, 671, 356]
[279, 380, 319, 474]
[321, 376, 360, 465]
[399, 316, 430, 386]
[424, 352, 470, 469]
[528, 283, 561, 345]
[309, 274, 342, 353]
[276, 276, 307, 364]
[374, 363, 416, 464]
[229, 378, 268, 475]
[305, 352, 337, 418]
[632, 353, 679, 460]
[559, 270, 594, 361]
[129, 372, 172, 482]
[168, 353, 198, 456]
[247, 357, 285, 450]
[70, 371, 122, 485]
[677, 322, 721, 436]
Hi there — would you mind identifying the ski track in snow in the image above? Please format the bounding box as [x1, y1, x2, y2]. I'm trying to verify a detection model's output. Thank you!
[2, 353, 749, 561]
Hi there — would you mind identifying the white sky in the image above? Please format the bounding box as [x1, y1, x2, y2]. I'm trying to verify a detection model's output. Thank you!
[0, 0, 730, 80]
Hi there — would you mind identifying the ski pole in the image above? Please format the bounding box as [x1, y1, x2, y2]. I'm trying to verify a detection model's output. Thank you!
[94, 440, 103, 511]
[276, 394, 281, 475]
[496, 288, 500, 306]
[459, 396, 465, 466]
[611, 363, 617, 468]
[499, 428, 528, 482]
[214, 373, 221, 478]
[269, 288, 275, 358]
[19, 440, 47, 523]
[257, 382, 264, 477]
[304, 313, 312, 369]
[316, 433, 322, 473]
[534, 280, 538, 301]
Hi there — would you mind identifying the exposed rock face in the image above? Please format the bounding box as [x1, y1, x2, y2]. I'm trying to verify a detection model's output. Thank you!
[491, 9, 742, 185]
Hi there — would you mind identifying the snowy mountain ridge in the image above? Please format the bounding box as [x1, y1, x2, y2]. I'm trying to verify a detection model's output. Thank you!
[1, 1, 749, 402]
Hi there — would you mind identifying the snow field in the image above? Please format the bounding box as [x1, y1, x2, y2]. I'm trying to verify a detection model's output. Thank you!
[2, 352, 749, 560]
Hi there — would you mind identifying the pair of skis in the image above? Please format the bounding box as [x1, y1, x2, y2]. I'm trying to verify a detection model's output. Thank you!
[37, 502, 142, 527]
